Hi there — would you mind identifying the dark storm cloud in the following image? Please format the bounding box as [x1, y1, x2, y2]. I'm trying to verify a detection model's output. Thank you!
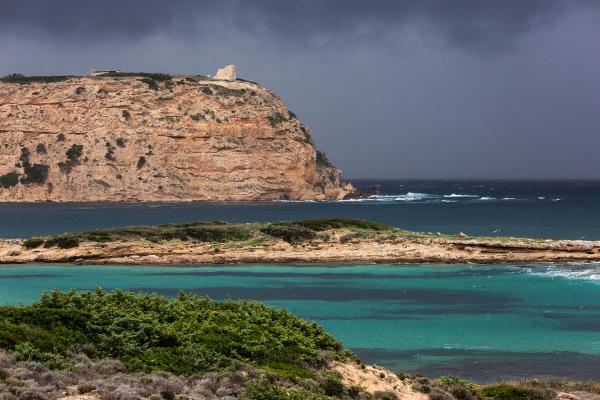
[2, 1, 600, 179]
[0, 0, 594, 50]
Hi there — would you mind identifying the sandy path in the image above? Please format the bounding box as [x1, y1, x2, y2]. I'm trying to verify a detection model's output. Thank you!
[332, 361, 428, 400]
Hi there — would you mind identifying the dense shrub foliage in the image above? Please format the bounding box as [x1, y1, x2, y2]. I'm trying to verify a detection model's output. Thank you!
[22, 237, 45, 249]
[267, 112, 287, 127]
[141, 77, 160, 90]
[243, 379, 335, 399]
[261, 219, 389, 244]
[316, 150, 335, 169]
[0, 172, 20, 188]
[260, 224, 318, 244]
[137, 155, 147, 169]
[36, 143, 47, 154]
[15, 145, 49, 184]
[44, 235, 80, 249]
[0, 290, 343, 376]
[59, 144, 84, 173]
[479, 385, 550, 400]
[21, 163, 49, 184]
[292, 219, 390, 232]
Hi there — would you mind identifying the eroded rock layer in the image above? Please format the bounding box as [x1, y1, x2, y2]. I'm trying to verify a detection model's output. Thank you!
[0, 75, 354, 201]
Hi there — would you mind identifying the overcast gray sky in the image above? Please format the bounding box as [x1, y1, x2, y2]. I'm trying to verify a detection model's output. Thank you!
[1, 0, 599, 179]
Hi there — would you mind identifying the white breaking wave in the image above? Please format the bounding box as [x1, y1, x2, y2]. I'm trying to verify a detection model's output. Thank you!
[525, 263, 600, 282]
[538, 196, 546, 200]
[334, 192, 439, 203]
[501, 197, 517, 200]
[443, 194, 479, 198]
[394, 192, 436, 201]
[479, 196, 496, 201]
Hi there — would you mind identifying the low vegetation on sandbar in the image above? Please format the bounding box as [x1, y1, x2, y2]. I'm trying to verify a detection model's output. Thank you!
[21, 218, 544, 251]
[22, 219, 394, 250]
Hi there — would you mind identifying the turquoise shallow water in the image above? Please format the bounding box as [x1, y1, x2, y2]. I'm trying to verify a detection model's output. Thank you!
[1, 263, 599, 381]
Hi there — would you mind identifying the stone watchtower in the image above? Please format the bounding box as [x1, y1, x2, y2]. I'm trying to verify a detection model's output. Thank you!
[215, 65, 236, 81]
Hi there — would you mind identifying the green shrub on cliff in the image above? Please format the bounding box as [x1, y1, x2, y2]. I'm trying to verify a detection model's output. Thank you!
[316, 151, 334, 169]
[59, 144, 84, 173]
[0, 290, 344, 376]
[267, 112, 287, 127]
[20, 163, 49, 185]
[0, 172, 20, 188]
[141, 77, 160, 90]
[36, 143, 47, 154]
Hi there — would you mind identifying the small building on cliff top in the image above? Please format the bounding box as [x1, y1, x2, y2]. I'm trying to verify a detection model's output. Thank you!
[90, 69, 120, 76]
[214, 65, 236, 81]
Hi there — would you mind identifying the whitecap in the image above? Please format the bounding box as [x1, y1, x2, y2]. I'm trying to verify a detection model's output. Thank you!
[501, 197, 517, 200]
[526, 263, 600, 282]
[479, 196, 496, 201]
[537, 196, 546, 200]
[393, 192, 435, 201]
[335, 193, 438, 203]
[552, 198, 562, 202]
[443, 194, 479, 198]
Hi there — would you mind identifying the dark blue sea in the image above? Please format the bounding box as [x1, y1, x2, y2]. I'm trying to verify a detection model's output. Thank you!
[1, 180, 599, 239]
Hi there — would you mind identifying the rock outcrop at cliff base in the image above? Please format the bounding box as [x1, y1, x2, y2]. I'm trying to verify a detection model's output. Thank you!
[0, 73, 355, 201]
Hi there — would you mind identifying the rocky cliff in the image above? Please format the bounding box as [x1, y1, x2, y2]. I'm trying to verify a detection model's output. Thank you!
[0, 73, 354, 201]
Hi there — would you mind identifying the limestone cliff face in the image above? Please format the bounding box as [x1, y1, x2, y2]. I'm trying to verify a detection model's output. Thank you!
[0, 75, 354, 201]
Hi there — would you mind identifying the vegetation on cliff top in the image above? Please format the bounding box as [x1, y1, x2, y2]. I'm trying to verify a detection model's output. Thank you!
[0, 73, 74, 84]
[94, 71, 172, 81]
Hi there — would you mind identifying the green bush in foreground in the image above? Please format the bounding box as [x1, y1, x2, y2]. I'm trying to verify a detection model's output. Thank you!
[243, 379, 334, 399]
[479, 385, 550, 400]
[0, 290, 344, 376]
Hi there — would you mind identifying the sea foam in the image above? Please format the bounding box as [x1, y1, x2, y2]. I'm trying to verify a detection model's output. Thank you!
[525, 263, 600, 282]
